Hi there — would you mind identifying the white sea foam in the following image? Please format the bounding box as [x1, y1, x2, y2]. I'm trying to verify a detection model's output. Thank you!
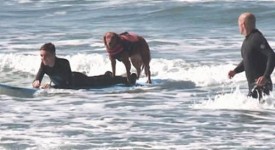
[17, 0, 32, 3]
[192, 86, 275, 110]
[55, 39, 93, 47]
[53, 11, 67, 16]
[0, 54, 40, 74]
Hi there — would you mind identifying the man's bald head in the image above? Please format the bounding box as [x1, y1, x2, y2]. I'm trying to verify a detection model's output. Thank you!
[238, 12, 256, 36]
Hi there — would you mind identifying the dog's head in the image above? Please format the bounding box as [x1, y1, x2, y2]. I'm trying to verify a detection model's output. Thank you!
[103, 32, 124, 57]
[103, 32, 121, 50]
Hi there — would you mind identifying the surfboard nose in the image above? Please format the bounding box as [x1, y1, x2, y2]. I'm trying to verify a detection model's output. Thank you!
[0, 83, 37, 98]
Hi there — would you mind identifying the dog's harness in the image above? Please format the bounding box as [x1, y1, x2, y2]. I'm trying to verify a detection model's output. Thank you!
[107, 32, 139, 61]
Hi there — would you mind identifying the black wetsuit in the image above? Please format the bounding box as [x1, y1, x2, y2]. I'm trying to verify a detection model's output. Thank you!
[234, 29, 275, 98]
[34, 57, 132, 89]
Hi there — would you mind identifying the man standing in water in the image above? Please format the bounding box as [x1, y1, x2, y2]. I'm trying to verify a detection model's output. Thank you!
[33, 43, 137, 89]
[228, 12, 275, 100]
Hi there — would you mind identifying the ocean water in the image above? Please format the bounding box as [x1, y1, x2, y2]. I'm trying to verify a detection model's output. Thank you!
[1, 0, 275, 149]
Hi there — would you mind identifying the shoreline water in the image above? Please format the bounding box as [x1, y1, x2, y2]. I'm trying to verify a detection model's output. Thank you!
[1, 0, 275, 149]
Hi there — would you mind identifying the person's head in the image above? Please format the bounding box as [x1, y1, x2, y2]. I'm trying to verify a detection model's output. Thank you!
[40, 42, 56, 67]
[238, 12, 256, 36]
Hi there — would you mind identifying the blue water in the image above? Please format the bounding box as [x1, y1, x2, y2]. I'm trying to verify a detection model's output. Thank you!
[1, 0, 275, 149]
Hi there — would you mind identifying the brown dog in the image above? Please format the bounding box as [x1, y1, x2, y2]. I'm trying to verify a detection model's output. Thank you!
[103, 32, 152, 84]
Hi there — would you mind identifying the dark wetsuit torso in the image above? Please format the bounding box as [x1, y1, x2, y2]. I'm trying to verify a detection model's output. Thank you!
[234, 29, 275, 93]
[35, 57, 72, 88]
[34, 57, 131, 89]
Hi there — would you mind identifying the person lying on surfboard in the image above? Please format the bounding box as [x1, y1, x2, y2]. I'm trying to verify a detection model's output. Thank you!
[32, 43, 137, 89]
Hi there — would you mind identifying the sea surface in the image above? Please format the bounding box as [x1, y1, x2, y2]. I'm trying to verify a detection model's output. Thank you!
[1, 0, 275, 149]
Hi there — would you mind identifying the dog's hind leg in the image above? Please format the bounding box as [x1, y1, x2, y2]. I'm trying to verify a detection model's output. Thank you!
[135, 66, 141, 79]
[130, 55, 142, 79]
[143, 64, 151, 84]
[140, 39, 152, 84]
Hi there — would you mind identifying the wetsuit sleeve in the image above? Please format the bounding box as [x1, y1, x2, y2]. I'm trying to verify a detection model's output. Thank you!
[254, 35, 275, 78]
[34, 62, 45, 82]
[234, 60, 244, 73]
[262, 49, 275, 78]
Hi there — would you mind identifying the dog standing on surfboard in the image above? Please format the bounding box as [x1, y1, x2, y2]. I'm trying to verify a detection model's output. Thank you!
[103, 32, 152, 84]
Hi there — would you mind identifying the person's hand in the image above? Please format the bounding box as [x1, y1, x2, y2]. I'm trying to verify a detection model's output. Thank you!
[41, 84, 51, 89]
[32, 80, 41, 88]
[228, 70, 236, 79]
[256, 76, 267, 87]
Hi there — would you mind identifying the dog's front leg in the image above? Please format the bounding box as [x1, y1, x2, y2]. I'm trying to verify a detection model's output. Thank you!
[121, 59, 131, 83]
[110, 57, 116, 77]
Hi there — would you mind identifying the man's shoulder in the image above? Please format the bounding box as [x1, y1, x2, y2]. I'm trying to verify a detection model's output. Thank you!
[56, 57, 69, 62]
[56, 57, 70, 65]
[249, 29, 266, 42]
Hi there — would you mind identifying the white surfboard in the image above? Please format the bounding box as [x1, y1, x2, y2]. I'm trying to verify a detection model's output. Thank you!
[0, 83, 37, 98]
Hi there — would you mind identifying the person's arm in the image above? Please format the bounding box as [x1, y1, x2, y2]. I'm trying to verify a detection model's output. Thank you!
[228, 60, 244, 79]
[254, 34, 275, 78]
[262, 50, 275, 78]
[259, 44, 275, 78]
[32, 62, 45, 88]
[234, 60, 245, 74]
